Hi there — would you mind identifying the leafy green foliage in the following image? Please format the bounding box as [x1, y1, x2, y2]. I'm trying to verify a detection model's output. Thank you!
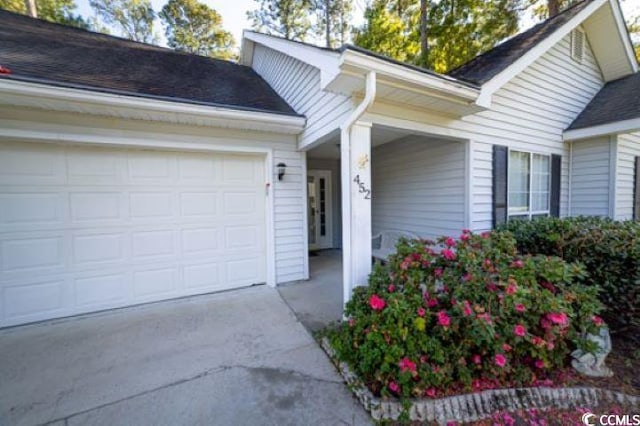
[353, 0, 520, 73]
[89, 0, 156, 43]
[329, 231, 603, 400]
[0, 0, 88, 28]
[309, 0, 353, 48]
[499, 217, 640, 330]
[248, 0, 311, 41]
[159, 0, 235, 60]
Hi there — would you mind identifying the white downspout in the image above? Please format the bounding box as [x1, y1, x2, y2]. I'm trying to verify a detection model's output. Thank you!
[340, 71, 377, 307]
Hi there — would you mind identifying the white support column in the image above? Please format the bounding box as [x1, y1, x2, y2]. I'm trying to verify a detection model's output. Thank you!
[341, 120, 373, 306]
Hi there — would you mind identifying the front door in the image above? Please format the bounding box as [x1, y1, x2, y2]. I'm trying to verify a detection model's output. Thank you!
[307, 170, 332, 250]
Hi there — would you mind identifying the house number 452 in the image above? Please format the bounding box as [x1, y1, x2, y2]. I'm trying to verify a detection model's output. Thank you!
[353, 174, 371, 200]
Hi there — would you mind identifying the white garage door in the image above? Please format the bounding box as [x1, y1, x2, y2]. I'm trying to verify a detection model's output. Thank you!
[0, 142, 267, 327]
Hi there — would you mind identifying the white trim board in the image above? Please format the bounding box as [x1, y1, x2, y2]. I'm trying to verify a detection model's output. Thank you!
[564, 118, 640, 141]
[0, 79, 306, 135]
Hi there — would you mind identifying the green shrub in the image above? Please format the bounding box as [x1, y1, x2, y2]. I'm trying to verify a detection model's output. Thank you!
[328, 231, 604, 400]
[499, 216, 640, 329]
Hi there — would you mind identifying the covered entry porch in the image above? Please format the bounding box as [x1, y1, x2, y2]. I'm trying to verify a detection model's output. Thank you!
[303, 118, 472, 311]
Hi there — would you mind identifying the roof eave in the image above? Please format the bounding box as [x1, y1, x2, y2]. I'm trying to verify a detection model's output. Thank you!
[331, 49, 484, 116]
[0, 78, 307, 135]
[564, 117, 640, 141]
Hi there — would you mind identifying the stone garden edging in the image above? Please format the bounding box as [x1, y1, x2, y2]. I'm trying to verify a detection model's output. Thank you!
[320, 337, 639, 423]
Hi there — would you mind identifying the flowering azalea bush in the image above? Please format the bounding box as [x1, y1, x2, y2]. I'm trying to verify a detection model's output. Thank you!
[499, 216, 640, 330]
[328, 230, 605, 400]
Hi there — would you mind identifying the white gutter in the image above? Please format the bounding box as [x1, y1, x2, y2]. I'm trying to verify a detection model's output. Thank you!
[0, 78, 307, 135]
[340, 71, 376, 306]
[563, 117, 640, 141]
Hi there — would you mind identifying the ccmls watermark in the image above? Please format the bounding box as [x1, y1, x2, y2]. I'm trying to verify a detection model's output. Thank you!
[582, 412, 640, 426]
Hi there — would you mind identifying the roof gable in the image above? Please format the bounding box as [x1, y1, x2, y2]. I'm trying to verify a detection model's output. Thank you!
[448, 0, 593, 85]
[0, 10, 299, 116]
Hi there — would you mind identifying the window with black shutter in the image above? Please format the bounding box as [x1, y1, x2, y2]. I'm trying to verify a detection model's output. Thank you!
[493, 146, 561, 224]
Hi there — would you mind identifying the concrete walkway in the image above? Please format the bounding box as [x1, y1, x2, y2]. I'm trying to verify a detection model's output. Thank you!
[278, 250, 343, 332]
[0, 285, 370, 426]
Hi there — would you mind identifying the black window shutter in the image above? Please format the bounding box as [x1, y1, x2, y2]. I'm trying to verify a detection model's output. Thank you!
[492, 145, 508, 227]
[634, 157, 640, 221]
[550, 154, 562, 217]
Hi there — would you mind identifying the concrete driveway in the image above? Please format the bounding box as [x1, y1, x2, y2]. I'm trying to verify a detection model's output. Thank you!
[0, 286, 370, 426]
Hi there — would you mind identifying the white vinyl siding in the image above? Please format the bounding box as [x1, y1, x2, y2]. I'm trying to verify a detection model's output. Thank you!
[364, 32, 603, 232]
[614, 132, 640, 220]
[371, 137, 466, 239]
[0, 106, 307, 286]
[569, 137, 612, 217]
[251, 44, 354, 148]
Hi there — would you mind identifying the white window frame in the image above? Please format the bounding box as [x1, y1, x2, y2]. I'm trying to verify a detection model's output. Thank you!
[507, 150, 551, 220]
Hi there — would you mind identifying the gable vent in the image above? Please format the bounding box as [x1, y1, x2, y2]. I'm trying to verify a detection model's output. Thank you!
[571, 28, 585, 63]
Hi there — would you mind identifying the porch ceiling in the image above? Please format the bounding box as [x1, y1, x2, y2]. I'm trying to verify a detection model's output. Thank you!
[307, 126, 414, 159]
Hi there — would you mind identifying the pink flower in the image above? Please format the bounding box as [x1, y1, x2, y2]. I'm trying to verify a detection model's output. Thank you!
[472, 354, 482, 365]
[399, 357, 417, 373]
[417, 307, 426, 317]
[592, 315, 604, 326]
[425, 388, 437, 398]
[481, 231, 491, 239]
[445, 237, 456, 247]
[494, 354, 507, 367]
[535, 359, 545, 369]
[348, 318, 355, 327]
[427, 298, 438, 308]
[400, 260, 410, 270]
[531, 336, 545, 347]
[462, 300, 473, 317]
[420, 355, 428, 363]
[463, 273, 472, 282]
[502, 343, 512, 352]
[506, 283, 517, 295]
[547, 312, 569, 326]
[369, 294, 386, 311]
[434, 268, 443, 277]
[515, 303, 526, 313]
[441, 249, 456, 261]
[512, 259, 524, 268]
[388, 381, 399, 393]
[484, 259, 492, 267]
[477, 313, 493, 324]
[437, 310, 451, 327]
[387, 284, 395, 293]
[514, 324, 526, 337]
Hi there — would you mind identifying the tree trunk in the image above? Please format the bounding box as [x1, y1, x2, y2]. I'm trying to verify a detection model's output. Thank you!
[419, 0, 428, 66]
[548, 0, 561, 17]
[24, 0, 37, 18]
[325, 0, 331, 48]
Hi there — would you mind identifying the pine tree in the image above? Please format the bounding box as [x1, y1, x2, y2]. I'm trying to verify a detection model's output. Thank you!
[247, 0, 311, 41]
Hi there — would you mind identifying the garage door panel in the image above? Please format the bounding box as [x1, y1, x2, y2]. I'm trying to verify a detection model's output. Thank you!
[0, 192, 64, 231]
[75, 273, 128, 307]
[1, 235, 65, 272]
[4, 279, 66, 320]
[133, 267, 177, 299]
[66, 150, 122, 185]
[131, 230, 176, 259]
[70, 192, 122, 222]
[180, 192, 218, 217]
[0, 143, 268, 327]
[127, 151, 175, 184]
[0, 143, 66, 186]
[72, 232, 125, 265]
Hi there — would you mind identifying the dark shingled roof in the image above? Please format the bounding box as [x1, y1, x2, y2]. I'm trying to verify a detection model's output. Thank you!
[568, 72, 640, 130]
[0, 10, 299, 116]
[448, 0, 593, 85]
